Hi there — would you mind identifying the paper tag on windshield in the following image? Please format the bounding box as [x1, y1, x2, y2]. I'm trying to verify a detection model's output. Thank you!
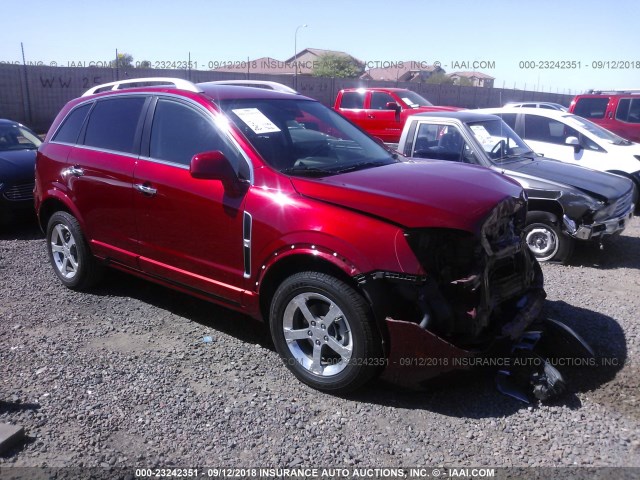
[470, 125, 492, 144]
[401, 97, 418, 108]
[232, 108, 281, 134]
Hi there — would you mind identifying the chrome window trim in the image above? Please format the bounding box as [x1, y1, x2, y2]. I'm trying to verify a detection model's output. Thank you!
[72, 144, 139, 160]
[137, 156, 189, 170]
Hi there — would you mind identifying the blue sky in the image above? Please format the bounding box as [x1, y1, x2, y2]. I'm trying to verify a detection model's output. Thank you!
[1, 0, 639, 94]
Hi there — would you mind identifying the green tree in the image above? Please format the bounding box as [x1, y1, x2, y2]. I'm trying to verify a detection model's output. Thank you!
[426, 72, 454, 85]
[312, 54, 364, 78]
[110, 53, 134, 69]
[456, 77, 473, 87]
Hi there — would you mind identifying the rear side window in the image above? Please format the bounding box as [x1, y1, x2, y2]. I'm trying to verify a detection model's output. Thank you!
[52, 103, 91, 144]
[573, 98, 609, 119]
[150, 99, 243, 170]
[84, 97, 146, 154]
[340, 92, 365, 109]
[615, 98, 640, 124]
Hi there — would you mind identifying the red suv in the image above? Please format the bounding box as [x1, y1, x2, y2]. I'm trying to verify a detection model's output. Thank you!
[569, 90, 640, 142]
[35, 78, 545, 393]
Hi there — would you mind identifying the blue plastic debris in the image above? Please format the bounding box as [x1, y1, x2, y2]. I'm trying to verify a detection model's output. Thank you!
[202, 336, 214, 343]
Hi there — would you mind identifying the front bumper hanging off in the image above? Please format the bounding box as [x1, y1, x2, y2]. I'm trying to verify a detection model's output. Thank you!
[379, 312, 594, 403]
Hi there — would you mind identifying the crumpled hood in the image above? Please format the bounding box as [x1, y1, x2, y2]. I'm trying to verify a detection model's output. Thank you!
[290, 160, 523, 232]
[505, 157, 633, 202]
[0, 149, 37, 181]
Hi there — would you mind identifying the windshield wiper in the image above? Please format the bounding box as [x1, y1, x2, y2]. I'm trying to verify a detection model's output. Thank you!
[496, 151, 536, 162]
[280, 165, 334, 177]
[333, 160, 392, 174]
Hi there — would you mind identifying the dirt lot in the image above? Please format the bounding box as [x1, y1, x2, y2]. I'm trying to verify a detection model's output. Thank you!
[1, 217, 639, 472]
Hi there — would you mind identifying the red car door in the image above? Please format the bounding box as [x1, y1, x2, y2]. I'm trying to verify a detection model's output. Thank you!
[66, 96, 148, 267]
[362, 91, 403, 142]
[133, 97, 249, 305]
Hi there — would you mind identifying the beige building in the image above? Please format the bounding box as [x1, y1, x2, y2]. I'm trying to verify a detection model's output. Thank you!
[448, 71, 495, 87]
[360, 61, 444, 82]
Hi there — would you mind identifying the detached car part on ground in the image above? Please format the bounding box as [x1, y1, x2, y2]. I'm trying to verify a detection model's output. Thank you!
[0, 119, 41, 225]
[397, 111, 635, 263]
[35, 78, 591, 400]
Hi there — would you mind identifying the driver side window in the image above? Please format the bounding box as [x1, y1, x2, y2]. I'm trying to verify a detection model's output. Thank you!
[150, 99, 249, 179]
[370, 92, 397, 110]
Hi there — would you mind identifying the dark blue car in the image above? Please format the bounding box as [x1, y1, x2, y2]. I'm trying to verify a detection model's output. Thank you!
[0, 119, 41, 225]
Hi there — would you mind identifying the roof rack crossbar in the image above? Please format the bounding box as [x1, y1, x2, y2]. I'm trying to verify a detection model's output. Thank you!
[82, 77, 202, 97]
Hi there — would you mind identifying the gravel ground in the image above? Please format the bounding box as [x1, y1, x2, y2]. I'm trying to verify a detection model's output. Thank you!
[1, 217, 639, 471]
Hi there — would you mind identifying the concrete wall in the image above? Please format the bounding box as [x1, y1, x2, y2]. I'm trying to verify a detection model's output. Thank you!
[0, 64, 574, 133]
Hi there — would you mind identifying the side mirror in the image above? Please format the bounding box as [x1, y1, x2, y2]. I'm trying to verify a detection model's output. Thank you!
[565, 136, 582, 153]
[190, 151, 235, 180]
[191, 151, 246, 195]
[385, 101, 401, 111]
[385, 102, 401, 122]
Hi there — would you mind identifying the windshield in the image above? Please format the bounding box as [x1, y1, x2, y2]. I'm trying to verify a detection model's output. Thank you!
[399, 91, 434, 108]
[220, 98, 397, 176]
[0, 124, 42, 151]
[563, 114, 630, 145]
[466, 119, 533, 163]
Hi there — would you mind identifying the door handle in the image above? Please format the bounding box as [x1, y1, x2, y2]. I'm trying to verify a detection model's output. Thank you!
[134, 183, 157, 196]
[367, 114, 376, 118]
[64, 166, 84, 177]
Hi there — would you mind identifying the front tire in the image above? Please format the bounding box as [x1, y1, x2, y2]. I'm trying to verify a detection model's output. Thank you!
[269, 272, 382, 393]
[524, 211, 574, 263]
[46, 211, 102, 290]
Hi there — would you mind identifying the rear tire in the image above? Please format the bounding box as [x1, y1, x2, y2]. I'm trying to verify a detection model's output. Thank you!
[269, 271, 382, 393]
[46, 211, 102, 290]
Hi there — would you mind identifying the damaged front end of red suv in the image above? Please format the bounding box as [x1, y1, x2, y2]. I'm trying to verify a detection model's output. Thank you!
[357, 194, 587, 401]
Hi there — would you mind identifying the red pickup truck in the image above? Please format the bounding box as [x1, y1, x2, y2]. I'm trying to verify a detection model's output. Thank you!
[334, 87, 461, 143]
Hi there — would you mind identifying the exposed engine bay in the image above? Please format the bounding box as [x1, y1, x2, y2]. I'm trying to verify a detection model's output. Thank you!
[357, 196, 594, 401]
